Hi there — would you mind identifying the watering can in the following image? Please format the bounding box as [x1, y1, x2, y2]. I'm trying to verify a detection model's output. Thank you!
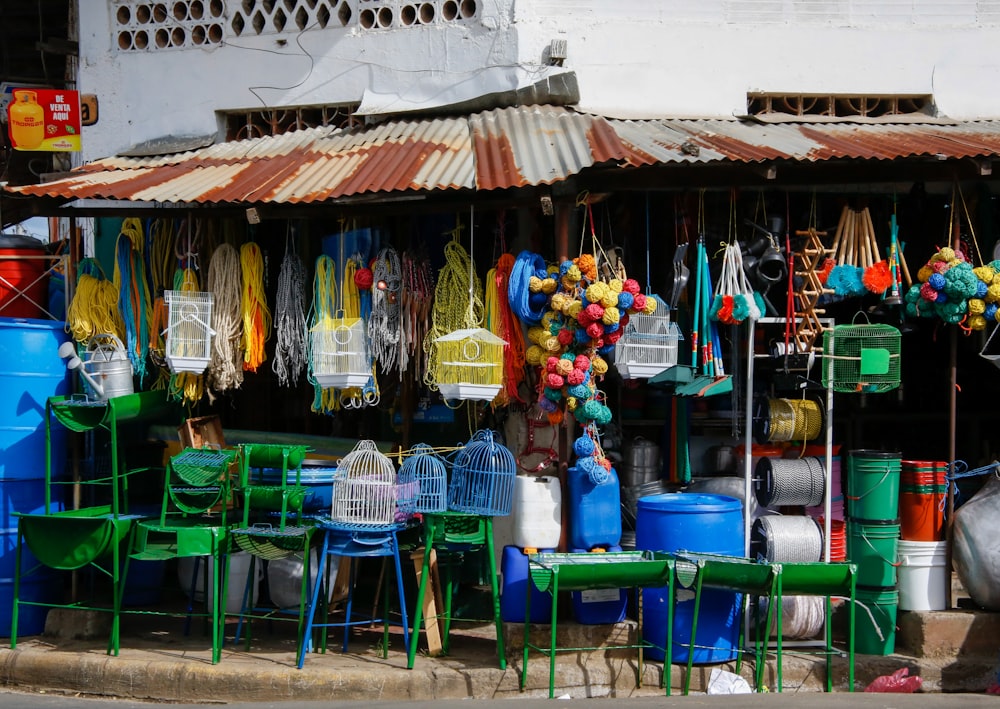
[57, 334, 135, 401]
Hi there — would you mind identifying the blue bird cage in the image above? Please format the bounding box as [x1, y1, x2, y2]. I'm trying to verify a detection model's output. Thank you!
[448, 430, 516, 516]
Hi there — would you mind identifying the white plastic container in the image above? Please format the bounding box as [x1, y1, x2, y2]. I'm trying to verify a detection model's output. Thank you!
[177, 551, 261, 615]
[267, 550, 338, 609]
[897, 539, 948, 611]
[512, 474, 562, 550]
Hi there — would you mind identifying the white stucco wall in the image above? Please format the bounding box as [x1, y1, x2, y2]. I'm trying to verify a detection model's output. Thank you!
[76, 0, 1000, 163]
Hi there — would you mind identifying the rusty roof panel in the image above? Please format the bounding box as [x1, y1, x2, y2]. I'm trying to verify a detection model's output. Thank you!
[10, 108, 1000, 205]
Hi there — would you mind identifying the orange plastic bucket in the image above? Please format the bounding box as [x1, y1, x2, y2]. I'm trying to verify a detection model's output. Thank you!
[900, 490, 945, 541]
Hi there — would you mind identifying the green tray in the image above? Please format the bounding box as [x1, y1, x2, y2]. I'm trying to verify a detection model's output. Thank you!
[131, 518, 225, 560]
[775, 560, 857, 596]
[18, 506, 138, 570]
[673, 552, 775, 594]
[240, 443, 309, 470]
[49, 390, 176, 433]
[528, 550, 674, 593]
[244, 484, 311, 511]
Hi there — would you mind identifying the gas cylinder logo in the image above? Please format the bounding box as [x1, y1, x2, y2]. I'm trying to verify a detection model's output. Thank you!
[6, 88, 81, 151]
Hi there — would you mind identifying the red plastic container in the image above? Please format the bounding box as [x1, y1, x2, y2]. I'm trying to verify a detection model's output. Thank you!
[0, 236, 48, 319]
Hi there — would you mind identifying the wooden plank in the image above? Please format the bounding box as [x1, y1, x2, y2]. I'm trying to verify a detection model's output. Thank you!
[411, 547, 445, 656]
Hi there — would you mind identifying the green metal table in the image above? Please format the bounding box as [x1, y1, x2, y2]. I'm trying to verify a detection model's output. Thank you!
[520, 550, 676, 698]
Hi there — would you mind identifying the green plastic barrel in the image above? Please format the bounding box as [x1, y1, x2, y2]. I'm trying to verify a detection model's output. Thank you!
[846, 450, 900, 521]
[855, 587, 898, 655]
[847, 519, 899, 587]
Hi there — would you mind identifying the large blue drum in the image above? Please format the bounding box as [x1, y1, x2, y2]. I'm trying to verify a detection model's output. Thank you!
[636, 493, 744, 663]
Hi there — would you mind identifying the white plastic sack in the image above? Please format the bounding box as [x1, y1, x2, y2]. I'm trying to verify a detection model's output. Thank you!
[707, 668, 753, 694]
[953, 473, 1000, 610]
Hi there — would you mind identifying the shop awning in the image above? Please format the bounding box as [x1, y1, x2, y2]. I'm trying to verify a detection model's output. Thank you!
[9, 105, 1000, 205]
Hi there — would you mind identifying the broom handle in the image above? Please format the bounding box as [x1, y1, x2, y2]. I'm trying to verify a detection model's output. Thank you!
[843, 209, 855, 267]
[865, 208, 880, 265]
[830, 205, 848, 262]
[858, 210, 870, 269]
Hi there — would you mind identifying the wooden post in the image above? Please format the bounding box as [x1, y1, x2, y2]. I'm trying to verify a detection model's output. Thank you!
[410, 547, 445, 656]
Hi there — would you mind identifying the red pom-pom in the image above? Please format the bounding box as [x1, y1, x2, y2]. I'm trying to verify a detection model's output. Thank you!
[567, 369, 586, 385]
[623, 279, 641, 295]
[863, 261, 893, 294]
[576, 309, 593, 326]
[574, 355, 591, 371]
[557, 328, 574, 346]
[354, 267, 374, 290]
[632, 293, 647, 311]
[546, 373, 565, 388]
[818, 258, 835, 285]
[586, 322, 604, 339]
[718, 295, 735, 325]
[546, 356, 559, 372]
[584, 303, 605, 321]
[620, 313, 630, 328]
[606, 330, 622, 344]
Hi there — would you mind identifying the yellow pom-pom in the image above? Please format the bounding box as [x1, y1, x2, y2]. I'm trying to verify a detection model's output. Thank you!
[555, 358, 574, 376]
[644, 297, 657, 314]
[969, 314, 987, 331]
[543, 336, 561, 352]
[601, 291, 618, 308]
[527, 326, 546, 344]
[541, 277, 558, 294]
[947, 258, 962, 268]
[591, 356, 608, 375]
[585, 282, 609, 304]
[974, 266, 996, 284]
[566, 300, 583, 318]
[602, 306, 621, 325]
[528, 275, 543, 293]
[550, 293, 568, 312]
[608, 279, 623, 293]
[566, 264, 582, 282]
[525, 345, 545, 365]
[917, 266, 933, 283]
[541, 310, 558, 329]
[938, 247, 956, 262]
[987, 284, 1000, 303]
[566, 397, 577, 411]
[547, 264, 559, 276]
[969, 298, 986, 315]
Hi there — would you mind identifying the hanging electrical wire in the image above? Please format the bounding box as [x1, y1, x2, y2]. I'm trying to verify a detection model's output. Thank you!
[207, 242, 244, 394]
[272, 223, 308, 387]
[370, 246, 402, 374]
[113, 217, 153, 385]
[240, 240, 272, 373]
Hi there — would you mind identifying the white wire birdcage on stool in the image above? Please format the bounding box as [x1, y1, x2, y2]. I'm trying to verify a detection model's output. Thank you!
[447, 430, 516, 516]
[164, 290, 216, 374]
[400, 443, 448, 514]
[310, 313, 372, 389]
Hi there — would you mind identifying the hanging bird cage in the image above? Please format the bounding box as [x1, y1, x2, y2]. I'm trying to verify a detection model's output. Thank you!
[330, 440, 397, 528]
[310, 313, 372, 389]
[614, 298, 682, 379]
[447, 429, 516, 516]
[822, 320, 901, 394]
[434, 328, 506, 401]
[163, 290, 215, 374]
[399, 443, 448, 514]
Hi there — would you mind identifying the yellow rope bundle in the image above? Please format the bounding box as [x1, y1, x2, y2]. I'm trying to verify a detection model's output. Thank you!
[147, 218, 176, 391]
[310, 255, 340, 414]
[240, 242, 271, 373]
[484, 264, 508, 408]
[67, 268, 123, 343]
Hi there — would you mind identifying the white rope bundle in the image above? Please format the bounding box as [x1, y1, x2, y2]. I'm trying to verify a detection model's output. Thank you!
[752, 515, 824, 563]
[206, 242, 244, 393]
[370, 246, 402, 374]
[272, 234, 308, 387]
[758, 594, 826, 640]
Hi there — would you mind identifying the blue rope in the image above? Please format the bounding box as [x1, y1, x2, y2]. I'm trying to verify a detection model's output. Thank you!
[508, 250, 547, 325]
[947, 460, 999, 481]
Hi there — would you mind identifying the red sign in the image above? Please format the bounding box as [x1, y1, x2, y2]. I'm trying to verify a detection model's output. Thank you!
[6, 88, 81, 151]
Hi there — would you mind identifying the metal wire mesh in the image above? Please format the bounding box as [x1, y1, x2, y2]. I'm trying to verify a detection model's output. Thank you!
[822, 322, 901, 393]
[614, 300, 681, 379]
[447, 430, 516, 516]
[230, 523, 311, 561]
[399, 443, 447, 514]
[435, 328, 505, 401]
[310, 316, 372, 389]
[331, 440, 397, 528]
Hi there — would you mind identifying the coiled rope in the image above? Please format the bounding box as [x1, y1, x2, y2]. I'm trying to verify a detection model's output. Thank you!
[752, 515, 824, 563]
[240, 241, 271, 373]
[508, 250, 548, 325]
[402, 250, 433, 380]
[272, 227, 308, 388]
[206, 243, 244, 394]
[423, 235, 483, 390]
[67, 258, 122, 344]
[370, 246, 402, 374]
[113, 218, 153, 385]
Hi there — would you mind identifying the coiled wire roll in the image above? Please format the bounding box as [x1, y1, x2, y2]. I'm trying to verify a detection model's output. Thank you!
[751, 515, 824, 563]
[754, 456, 826, 507]
[762, 398, 823, 442]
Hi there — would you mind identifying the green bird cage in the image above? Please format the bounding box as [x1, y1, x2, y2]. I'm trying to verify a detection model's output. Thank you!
[822, 321, 901, 394]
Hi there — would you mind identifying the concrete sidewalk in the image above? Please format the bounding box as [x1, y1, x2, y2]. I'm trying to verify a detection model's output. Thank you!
[1, 602, 998, 703]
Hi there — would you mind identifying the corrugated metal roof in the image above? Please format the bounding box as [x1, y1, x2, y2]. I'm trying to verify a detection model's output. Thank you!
[10, 106, 1000, 205]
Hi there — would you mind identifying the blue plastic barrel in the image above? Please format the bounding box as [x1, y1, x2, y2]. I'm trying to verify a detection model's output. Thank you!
[259, 466, 338, 511]
[0, 318, 70, 637]
[571, 546, 627, 624]
[567, 466, 621, 551]
[635, 493, 744, 664]
[500, 545, 554, 623]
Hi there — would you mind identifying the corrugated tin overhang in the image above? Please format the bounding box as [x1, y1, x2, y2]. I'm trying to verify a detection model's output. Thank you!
[9, 105, 1000, 205]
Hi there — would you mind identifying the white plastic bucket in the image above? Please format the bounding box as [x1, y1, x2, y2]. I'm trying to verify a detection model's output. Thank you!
[512, 475, 562, 549]
[267, 550, 338, 609]
[897, 539, 948, 611]
[177, 551, 261, 615]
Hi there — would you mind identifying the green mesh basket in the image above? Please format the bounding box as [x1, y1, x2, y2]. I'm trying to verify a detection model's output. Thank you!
[822, 322, 901, 394]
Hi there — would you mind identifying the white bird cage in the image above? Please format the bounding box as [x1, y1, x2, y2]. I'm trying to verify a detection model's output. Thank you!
[399, 443, 448, 514]
[330, 440, 397, 528]
[310, 314, 372, 389]
[614, 298, 681, 379]
[434, 327, 506, 401]
[163, 290, 215, 374]
[447, 430, 516, 517]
